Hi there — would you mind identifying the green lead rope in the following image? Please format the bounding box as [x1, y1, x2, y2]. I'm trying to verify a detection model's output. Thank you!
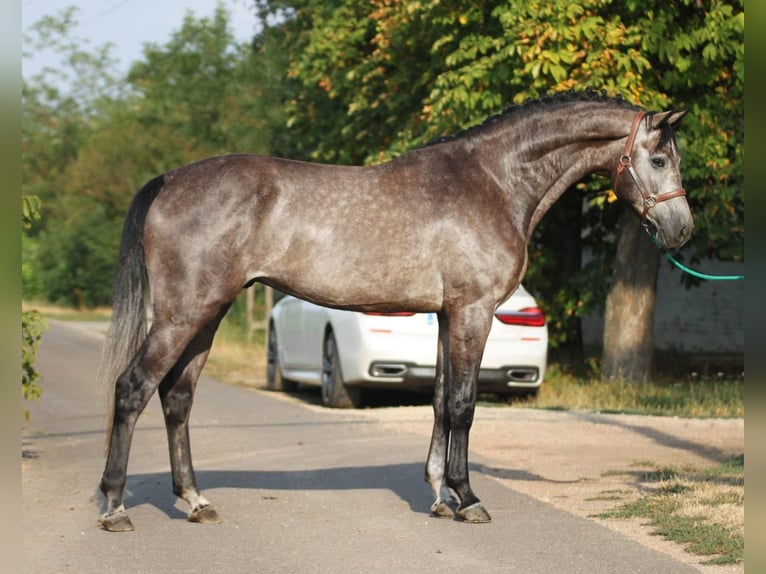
[650, 235, 744, 281]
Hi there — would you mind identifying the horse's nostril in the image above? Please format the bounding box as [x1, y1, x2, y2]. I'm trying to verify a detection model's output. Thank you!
[678, 224, 691, 244]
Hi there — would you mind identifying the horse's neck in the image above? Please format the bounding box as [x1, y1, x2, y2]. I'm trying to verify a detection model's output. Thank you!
[477, 106, 635, 240]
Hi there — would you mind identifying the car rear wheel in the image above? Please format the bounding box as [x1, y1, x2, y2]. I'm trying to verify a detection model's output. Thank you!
[266, 324, 297, 393]
[321, 331, 362, 408]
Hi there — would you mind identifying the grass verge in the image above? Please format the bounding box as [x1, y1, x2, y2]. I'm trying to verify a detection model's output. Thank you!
[204, 320, 267, 387]
[595, 455, 744, 565]
[515, 364, 744, 418]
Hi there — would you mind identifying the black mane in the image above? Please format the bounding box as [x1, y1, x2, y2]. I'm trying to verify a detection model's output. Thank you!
[425, 87, 641, 148]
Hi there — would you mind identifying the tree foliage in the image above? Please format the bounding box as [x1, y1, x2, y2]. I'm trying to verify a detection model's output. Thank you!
[22, 196, 48, 418]
[22, 309, 47, 410]
[22, 6, 273, 308]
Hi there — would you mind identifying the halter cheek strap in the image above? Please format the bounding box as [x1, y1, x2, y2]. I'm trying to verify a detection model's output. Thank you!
[617, 111, 687, 222]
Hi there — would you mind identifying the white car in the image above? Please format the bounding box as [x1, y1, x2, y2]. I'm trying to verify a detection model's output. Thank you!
[266, 285, 548, 408]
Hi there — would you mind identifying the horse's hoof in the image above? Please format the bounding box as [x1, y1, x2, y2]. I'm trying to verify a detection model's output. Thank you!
[430, 499, 456, 519]
[100, 511, 135, 532]
[457, 502, 492, 523]
[189, 504, 222, 524]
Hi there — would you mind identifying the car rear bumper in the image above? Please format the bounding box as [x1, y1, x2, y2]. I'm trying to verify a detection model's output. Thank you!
[348, 362, 543, 393]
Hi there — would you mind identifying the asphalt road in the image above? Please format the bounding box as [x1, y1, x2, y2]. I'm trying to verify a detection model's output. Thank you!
[22, 320, 704, 574]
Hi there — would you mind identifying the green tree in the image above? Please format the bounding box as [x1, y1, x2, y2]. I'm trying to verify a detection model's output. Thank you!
[22, 6, 123, 306]
[23, 5, 274, 308]
[126, 6, 272, 157]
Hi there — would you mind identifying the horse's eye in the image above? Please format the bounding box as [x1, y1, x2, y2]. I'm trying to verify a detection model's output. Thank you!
[651, 157, 667, 169]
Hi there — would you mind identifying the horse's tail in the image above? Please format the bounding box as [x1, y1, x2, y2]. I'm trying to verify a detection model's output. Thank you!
[99, 175, 165, 449]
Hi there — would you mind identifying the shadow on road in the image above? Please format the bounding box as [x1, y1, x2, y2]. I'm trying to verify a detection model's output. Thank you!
[122, 462, 434, 520]
[118, 458, 579, 523]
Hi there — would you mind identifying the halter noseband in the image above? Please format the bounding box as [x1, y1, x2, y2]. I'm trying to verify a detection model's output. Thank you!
[617, 111, 687, 223]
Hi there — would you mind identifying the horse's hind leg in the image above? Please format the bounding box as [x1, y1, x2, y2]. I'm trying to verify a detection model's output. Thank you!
[425, 313, 457, 518]
[158, 306, 230, 525]
[100, 320, 209, 532]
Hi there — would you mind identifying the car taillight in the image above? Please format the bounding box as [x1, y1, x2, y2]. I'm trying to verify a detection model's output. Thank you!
[363, 312, 416, 317]
[495, 307, 545, 327]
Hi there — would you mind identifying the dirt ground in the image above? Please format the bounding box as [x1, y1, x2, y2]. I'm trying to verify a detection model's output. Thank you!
[327, 402, 745, 574]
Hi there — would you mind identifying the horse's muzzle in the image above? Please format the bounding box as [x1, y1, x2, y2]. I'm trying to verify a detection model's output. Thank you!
[653, 220, 692, 250]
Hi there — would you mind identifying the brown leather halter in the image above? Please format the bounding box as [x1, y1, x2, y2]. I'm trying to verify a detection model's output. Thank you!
[617, 111, 687, 223]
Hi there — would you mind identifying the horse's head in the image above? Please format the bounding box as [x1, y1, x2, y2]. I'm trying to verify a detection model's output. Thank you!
[614, 110, 693, 250]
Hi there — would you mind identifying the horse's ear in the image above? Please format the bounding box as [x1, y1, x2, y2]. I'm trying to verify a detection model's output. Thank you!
[650, 110, 687, 129]
[669, 110, 688, 126]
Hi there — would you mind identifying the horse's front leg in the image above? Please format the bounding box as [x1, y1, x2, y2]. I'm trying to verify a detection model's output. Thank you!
[425, 313, 457, 518]
[444, 303, 493, 523]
